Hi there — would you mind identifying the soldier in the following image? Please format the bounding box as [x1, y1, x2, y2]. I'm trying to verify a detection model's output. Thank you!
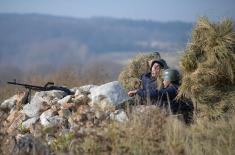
[156, 69, 180, 107]
[128, 59, 167, 104]
[129, 66, 194, 123]
[158, 69, 194, 124]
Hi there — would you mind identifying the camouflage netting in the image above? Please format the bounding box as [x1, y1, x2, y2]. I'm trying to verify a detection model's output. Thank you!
[178, 17, 235, 118]
[118, 52, 164, 91]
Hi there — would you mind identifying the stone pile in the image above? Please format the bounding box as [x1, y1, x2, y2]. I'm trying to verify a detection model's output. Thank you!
[0, 81, 130, 151]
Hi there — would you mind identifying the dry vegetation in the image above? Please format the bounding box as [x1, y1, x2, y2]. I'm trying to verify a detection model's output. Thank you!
[0, 17, 235, 155]
[178, 17, 235, 118]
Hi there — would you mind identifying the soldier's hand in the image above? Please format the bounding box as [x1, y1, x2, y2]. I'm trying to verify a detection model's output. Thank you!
[128, 90, 138, 97]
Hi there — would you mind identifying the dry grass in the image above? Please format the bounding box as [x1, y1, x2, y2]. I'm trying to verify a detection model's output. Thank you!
[164, 115, 235, 155]
[49, 108, 235, 155]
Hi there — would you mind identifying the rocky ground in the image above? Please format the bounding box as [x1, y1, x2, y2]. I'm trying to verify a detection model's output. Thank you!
[0, 81, 155, 155]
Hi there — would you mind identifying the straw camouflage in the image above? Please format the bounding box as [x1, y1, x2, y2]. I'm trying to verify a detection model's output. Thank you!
[177, 17, 235, 118]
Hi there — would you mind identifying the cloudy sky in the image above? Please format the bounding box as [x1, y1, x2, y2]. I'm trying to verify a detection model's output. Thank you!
[0, 0, 234, 22]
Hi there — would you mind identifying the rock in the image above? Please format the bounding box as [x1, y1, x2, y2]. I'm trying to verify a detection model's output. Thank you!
[51, 104, 61, 111]
[89, 96, 116, 111]
[36, 90, 66, 101]
[40, 101, 51, 112]
[73, 113, 87, 123]
[15, 91, 29, 110]
[0, 91, 28, 111]
[77, 105, 91, 114]
[110, 110, 128, 123]
[70, 88, 78, 94]
[22, 95, 47, 118]
[57, 95, 72, 105]
[22, 117, 39, 129]
[45, 116, 64, 127]
[80, 85, 97, 92]
[74, 89, 82, 96]
[11, 134, 50, 155]
[7, 112, 27, 134]
[7, 110, 21, 123]
[22, 90, 65, 117]
[40, 109, 64, 127]
[71, 85, 98, 95]
[89, 81, 130, 110]
[58, 108, 71, 118]
[72, 94, 89, 105]
[40, 109, 58, 126]
[0, 95, 17, 110]
[61, 102, 76, 110]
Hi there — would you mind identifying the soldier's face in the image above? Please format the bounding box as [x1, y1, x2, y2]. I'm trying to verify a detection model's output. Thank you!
[163, 80, 171, 88]
[151, 63, 161, 77]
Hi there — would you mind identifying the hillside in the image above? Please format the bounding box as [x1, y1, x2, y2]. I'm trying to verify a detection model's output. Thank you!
[0, 13, 192, 69]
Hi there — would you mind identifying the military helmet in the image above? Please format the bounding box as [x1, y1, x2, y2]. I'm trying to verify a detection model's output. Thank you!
[150, 59, 169, 70]
[163, 69, 180, 82]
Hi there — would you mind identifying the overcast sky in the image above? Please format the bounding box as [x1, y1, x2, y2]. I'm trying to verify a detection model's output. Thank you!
[0, 0, 234, 22]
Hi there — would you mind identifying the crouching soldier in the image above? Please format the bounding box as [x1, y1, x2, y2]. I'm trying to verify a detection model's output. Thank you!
[129, 68, 194, 124]
[159, 69, 194, 124]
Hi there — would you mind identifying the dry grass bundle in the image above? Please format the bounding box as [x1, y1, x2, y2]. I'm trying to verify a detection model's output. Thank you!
[118, 52, 163, 91]
[178, 17, 235, 117]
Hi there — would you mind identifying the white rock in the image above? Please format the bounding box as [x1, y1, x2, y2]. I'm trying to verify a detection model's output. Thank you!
[90, 81, 130, 109]
[110, 110, 128, 123]
[0, 95, 17, 110]
[58, 109, 72, 118]
[40, 109, 64, 127]
[75, 89, 82, 96]
[71, 85, 97, 94]
[40, 109, 57, 126]
[58, 95, 72, 105]
[79, 85, 97, 92]
[22, 90, 66, 117]
[45, 116, 64, 127]
[36, 90, 66, 101]
[22, 95, 46, 117]
[72, 94, 89, 105]
[22, 117, 39, 129]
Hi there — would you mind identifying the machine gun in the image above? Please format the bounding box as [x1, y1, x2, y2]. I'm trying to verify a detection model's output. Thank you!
[7, 80, 74, 103]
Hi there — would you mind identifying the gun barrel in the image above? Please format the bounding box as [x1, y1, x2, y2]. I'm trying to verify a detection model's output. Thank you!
[7, 81, 73, 95]
[7, 81, 16, 84]
[7, 81, 45, 91]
